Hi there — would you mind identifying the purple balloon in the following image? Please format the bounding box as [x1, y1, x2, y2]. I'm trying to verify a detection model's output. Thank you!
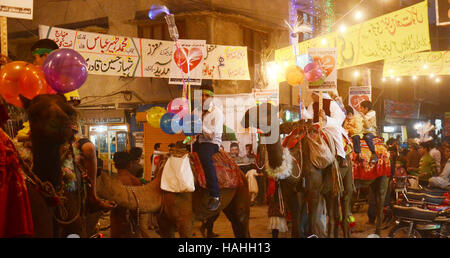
[42, 49, 88, 94]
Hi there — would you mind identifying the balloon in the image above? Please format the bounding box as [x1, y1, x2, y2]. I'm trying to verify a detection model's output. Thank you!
[167, 97, 189, 119]
[0, 61, 48, 107]
[296, 54, 313, 70]
[285, 65, 305, 86]
[0, 61, 27, 107]
[304, 62, 323, 83]
[146, 106, 166, 128]
[42, 49, 88, 94]
[182, 114, 202, 136]
[18, 64, 48, 100]
[160, 112, 182, 134]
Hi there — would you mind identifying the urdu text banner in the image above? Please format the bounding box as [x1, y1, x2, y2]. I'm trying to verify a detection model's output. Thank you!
[275, 0, 431, 69]
[383, 51, 450, 77]
[38, 25, 250, 80]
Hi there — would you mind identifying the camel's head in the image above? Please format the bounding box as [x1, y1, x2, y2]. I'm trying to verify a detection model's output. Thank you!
[21, 94, 77, 145]
[241, 102, 278, 134]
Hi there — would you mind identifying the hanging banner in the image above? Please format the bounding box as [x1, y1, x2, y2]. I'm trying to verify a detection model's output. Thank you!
[383, 51, 450, 77]
[384, 99, 420, 119]
[307, 48, 337, 91]
[349, 86, 372, 113]
[275, 1, 431, 70]
[38, 25, 250, 80]
[169, 39, 206, 85]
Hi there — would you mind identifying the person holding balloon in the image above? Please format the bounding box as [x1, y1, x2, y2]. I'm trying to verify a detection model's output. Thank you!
[304, 92, 349, 168]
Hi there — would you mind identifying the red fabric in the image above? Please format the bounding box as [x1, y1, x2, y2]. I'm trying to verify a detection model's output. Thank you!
[191, 151, 244, 189]
[352, 138, 391, 180]
[0, 129, 34, 237]
[266, 177, 276, 203]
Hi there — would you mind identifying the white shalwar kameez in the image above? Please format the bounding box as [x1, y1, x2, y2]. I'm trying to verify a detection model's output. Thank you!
[303, 94, 348, 159]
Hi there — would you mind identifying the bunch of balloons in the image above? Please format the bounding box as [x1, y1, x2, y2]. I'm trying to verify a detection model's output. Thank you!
[0, 48, 88, 108]
[285, 54, 325, 87]
[146, 97, 202, 136]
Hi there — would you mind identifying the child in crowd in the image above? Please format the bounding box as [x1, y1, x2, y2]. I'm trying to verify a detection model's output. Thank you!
[343, 106, 364, 162]
[359, 100, 378, 163]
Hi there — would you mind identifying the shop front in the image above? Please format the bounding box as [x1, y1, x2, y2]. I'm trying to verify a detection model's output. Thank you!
[79, 109, 129, 173]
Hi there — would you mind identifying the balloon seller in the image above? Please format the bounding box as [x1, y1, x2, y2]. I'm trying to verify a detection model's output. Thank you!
[192, 81, 224, 211]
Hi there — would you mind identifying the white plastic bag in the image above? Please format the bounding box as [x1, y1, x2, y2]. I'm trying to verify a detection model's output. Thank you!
[306, 133, 334, 169]
[160, 154, 195, 192]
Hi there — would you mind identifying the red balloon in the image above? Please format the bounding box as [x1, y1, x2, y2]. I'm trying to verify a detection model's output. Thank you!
[0, 61, 28, 107]
[0, 62, 49, 107]
[18, 64, 48, 99]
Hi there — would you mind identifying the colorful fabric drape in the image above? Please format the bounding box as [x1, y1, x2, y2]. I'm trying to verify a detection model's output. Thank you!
[0, 128, 34, 237]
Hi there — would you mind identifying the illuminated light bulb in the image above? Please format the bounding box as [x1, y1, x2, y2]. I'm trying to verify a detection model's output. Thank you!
[353, 70, 360, 77]
[396, 77, 401, 82]
[412, 76, 417, 80]
[382, 77, 386, 82]
[429, 73, 435, 78]
[390, 75, 395, 79]
[339, 25, 347, 33]
[423, 64, 428, 69]
[355, 11, 363, 20]
[389, 69, 394, 74]
[321, 38, 327, 45]
[435, 77, 441, 83]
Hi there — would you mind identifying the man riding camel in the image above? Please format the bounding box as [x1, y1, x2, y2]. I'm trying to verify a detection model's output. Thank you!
[193, 81, 224, 211]
[304, 91, 348, 168]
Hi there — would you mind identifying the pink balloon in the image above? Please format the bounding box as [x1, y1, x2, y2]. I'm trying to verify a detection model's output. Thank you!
[304, 62, 323, 82]
[167, 97, 189, 118]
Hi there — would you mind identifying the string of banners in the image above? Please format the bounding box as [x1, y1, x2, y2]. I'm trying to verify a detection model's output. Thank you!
[38, 25, 250, 84]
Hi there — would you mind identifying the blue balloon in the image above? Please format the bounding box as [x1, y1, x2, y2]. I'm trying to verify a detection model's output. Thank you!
[160, 113, 182, 134]
[296, 54, 313, 70]
[182, 114, 202, 136]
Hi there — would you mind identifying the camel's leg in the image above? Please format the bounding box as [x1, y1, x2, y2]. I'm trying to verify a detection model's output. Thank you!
[138, 213, 154, 238]
[372, 176, 388, 235]
[306, 168, 325, 237]
[341, 164, 354, 238]
[223, 189, 250, 238]
[324, 192, 338, 238]
[280, 180, 301, 238]
[157, 213, 175, 238]
[201, 213, 220, 237]
[176, 215, 194, 238]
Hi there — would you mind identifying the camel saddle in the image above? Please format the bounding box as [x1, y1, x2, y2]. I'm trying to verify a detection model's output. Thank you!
[159, 148, 244, 190]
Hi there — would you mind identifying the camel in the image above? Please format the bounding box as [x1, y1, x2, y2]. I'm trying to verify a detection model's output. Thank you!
[242, 102, 356, 238]
[18, 94, 90, 237]
[96, 149, 251, 238]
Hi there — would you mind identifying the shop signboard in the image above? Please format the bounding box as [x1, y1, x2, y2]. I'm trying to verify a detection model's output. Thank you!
[0, 0, 33, 20]
[436, 0, 450, 26]
[445, 112, 450, 137]
[384, 99, 420, 119]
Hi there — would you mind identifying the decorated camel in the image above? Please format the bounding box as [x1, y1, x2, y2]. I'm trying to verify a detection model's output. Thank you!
[15, 94, 91, 237]
[242, 102, 389, 237]
[96, 147, 251, 238]
[241, 103, 343, 237]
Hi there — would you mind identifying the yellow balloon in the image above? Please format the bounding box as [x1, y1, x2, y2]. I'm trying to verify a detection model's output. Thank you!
[146, 106, 166, 128]
[285, 65, 305, 86]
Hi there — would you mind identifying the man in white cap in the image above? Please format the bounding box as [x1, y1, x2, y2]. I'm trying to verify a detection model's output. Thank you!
[304, 91, 348, 168]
